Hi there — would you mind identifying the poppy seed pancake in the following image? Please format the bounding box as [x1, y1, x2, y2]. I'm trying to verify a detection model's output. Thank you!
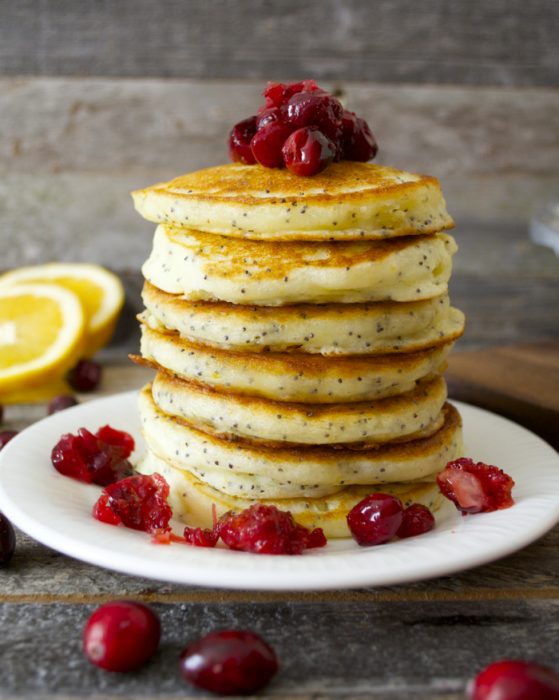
[142, 225, 457, 305]
[150, 372, 447, 446]
[137, 325, 453, 403]
[136, 452, 445, 539]
[132, 162, 454, 241]
[141, 283, 464, 355]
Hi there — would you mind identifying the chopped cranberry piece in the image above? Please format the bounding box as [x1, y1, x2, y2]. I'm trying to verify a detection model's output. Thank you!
[251, 122, 294, 168]
[92, 473, 172, 534]
[285, 92, 344, 144]
[341, 110, 378, 162]
[0, 430, 18, 452]
[0, 512, 16, 566]
[184, 526, 219, 547]
[396, 503, 435, 539]
[261, 79, 322, 110]
[83, 601, 160, 672]
[68, 359, 102, 392]
[283, 126, 336, 177]
[51, 425, 134, 486]
[228, 116, 257, 165]
[437, 457, 515, 514]
[217, 504, 326, 555]
[347, 493, 404, 546]
[47, 394, 78, 415]
[179, 629, 279, 694]
[469, 659, 559, 700]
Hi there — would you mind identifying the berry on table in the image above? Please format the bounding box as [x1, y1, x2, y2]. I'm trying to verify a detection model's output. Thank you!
[83, 601, 160, 672]
[0, 430, 18, 452]
[179, 629, 279, 695]
[67, 359, 102, 392]
[0, 512, 16, 566]
[469, 659, 559, 700]
[347, 493, 404, 546]
[47, 394, 79, 415]
[437, 457, 515, 514]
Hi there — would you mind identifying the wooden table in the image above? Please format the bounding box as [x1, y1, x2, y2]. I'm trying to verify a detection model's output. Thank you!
[1, 363, 558, 700]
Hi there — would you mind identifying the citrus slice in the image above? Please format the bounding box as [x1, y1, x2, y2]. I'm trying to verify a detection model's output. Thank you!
[0, 284, 85, 393]
[0, 264, 124, 356]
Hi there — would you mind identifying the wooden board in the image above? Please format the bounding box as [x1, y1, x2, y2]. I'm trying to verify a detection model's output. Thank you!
[447, 343, 559, 449]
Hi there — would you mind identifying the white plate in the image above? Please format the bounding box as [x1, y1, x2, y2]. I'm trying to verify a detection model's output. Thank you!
[0, 393, 558, 591]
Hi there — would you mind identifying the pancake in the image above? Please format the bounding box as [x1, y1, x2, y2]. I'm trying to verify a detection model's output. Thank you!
[142, 225, 457, 305]
[142, 283, 465, 355]
[151, 372, 447, 446]
[132, 162, 454, 241]
[139, 386, 463, 488]
[137, 325, 453, 403]
[135, 453, 445, 538]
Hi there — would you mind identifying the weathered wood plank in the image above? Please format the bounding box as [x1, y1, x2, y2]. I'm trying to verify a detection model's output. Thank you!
[0, 600, 557, 699]
[1, 0, 558, 86]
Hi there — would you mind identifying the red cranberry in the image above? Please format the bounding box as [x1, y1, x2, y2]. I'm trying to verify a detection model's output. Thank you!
[83, 601, 160, 672]
[340, 110, 378, 162]
[228, 116, 257, 165]
[93, 473, 172, 534]
[347, 493, 404, 546]
[469, 659, 559, 700]
[283, 126, 336, 177]
[217, 504, 326, 555]
[0, 512, 16, 566]
[0, 430, 18, 451]
[183, 526, 219, 547]
[47, 394, 78, 415]
[250, 122, 294, 168]
[437, 458, 515, 514]
[261, 79, 322, 110]
[396, 503, 435, 539]
[51, 425, 134, 486]
[286, 92, 344, 143]
[68, 359, 102, 392]
[179, 629, 278, 695]
[255, 106, 286, 131]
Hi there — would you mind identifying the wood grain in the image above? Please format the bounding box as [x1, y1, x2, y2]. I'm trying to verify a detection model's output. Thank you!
[1, 0, 558, 86]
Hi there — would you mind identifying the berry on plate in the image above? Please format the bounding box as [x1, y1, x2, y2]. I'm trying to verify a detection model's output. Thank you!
[437, 457, 515, 514]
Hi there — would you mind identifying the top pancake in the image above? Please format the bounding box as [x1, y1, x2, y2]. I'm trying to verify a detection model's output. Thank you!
[132, 162, 454, 241]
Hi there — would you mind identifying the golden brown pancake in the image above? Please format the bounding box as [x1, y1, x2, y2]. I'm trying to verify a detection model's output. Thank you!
[132, 162, 454, 241]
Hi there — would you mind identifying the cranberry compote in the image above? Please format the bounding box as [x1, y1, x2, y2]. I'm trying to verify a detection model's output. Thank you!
[51, 425, 134, 485]
[469, 659, 559, 700]
[396, 503, 435, 539]
[341, 111, 378, 161]
[282, 127, 336, 177]
[83, 601, 160, 672]
[93, 473, 172, 534]
[217, 504, 326, 554]
[228, 116, 257, 164]
[179, 629, 279, 695]
[0, 512, 16, 566]
[0, 430, 18, 451]
[285, 91, 344, 143]
[183, 526, 219, 547]
[68, 359, 102, 392]
[250, 122, 294, 168]
[347, 493, 404, 546]
[437, 457, 515, 514]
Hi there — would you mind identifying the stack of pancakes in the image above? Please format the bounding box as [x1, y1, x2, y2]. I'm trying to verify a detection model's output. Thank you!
[132, 162, 465, 538]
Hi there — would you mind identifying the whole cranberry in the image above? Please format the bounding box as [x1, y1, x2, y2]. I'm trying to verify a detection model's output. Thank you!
[469, 659, 559, 700]
[251, 122, 294, 168]
[396, 503, 436, 539]
[0, 430, 18, 452]
[48, 394, 79, 415]
[0, 512, 16, 566]
[347, 493, 404, 546]
[68, 359, 102, 392]
[285, 92, 344, 143]
[283, 127, 336, 177]
[341, 110, 378, 162]
[228, 116, 257, 165]
[179, 629, 279, 695]
[83, 601, 160, 672]
[255, 106, 286, 130]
